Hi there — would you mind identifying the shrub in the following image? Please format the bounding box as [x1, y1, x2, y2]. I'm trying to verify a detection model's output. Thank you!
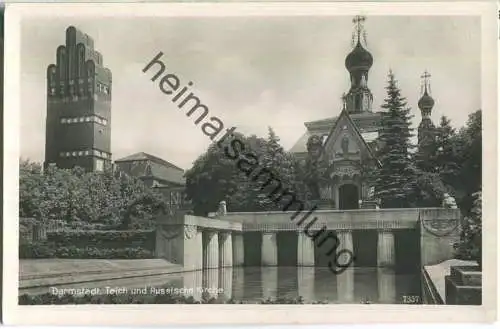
[454, 191, 482, 267]
[46, 230, 155, 251]
[19, 241, 153, 259]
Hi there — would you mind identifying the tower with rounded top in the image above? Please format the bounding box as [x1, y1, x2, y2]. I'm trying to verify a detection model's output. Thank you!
[344, 15, 374, 113]
[45, 26, 112, 172]
[417, 70, 436, 145]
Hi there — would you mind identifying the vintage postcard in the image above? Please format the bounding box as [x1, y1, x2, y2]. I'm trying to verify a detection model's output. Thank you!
[3, 1, 497, 325]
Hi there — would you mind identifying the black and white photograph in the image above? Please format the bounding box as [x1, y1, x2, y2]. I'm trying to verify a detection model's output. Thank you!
[3, 1, 497, 325]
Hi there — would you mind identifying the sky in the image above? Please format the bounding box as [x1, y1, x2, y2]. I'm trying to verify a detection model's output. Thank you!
[20, 15, 481, 170]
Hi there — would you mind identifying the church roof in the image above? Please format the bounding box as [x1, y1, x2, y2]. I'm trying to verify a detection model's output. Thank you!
[289, 112, 382, 154]
[115, 152, 185, 186]
[321, 109, 378, 162]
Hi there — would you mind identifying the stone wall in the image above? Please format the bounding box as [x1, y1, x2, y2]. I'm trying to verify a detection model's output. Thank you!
[419, 208, 461, 266]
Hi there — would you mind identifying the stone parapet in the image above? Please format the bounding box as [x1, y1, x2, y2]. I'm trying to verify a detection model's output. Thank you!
[445, 265, 482, 305]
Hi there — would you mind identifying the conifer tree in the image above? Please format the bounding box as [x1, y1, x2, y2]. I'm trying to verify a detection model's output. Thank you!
[374, 71, 417, 208]
[435, 115, 459, 186]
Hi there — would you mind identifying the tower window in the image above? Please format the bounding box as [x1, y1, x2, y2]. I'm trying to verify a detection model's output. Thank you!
[85, 117, 91, 122]
[59, 152, 65, 157]
[79, 117, 84, 122]
[72, 152, 77, 156]
[95, 159, 104, 172]
[78, 151, 84, 156]
[60, 118, 67, 123]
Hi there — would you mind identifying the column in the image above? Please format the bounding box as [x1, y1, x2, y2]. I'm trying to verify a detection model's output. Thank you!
[232, 267, 245, 301]
[261, 267, 278, 300]
[377, 229, 395, 267]
[184, 225, 203, 271]
[219, 232, 233, 268]
[204, 231, 219, 269]
[232, 234, 245, 266]
[183, 270, 203, 301]
[297, 267, 315, 302]
[377, 268, 397, 303]
[337, 230, 354, 267]
[261, 231, 278, 266]
[336, 267, 355, 303]
[297, 231, 315, 266]
[219, 267, 233, 301]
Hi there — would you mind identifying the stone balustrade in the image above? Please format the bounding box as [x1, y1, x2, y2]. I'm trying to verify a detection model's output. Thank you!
[155, 208, 460, 270]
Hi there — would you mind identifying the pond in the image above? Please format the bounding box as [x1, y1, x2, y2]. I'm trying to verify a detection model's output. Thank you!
[165, 266, 421, 304]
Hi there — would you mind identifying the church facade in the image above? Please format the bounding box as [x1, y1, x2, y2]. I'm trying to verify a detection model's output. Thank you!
[289, 16, 436, 210]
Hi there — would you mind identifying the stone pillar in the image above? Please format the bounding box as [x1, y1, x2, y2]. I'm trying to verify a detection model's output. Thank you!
[232, 233, 245, 266]
[219, 232, 233, 268]
[202, 268, 219, 299]
[183, 270, 203, 301]
[337, 230, 354, 267]
[232, 267, 245, 301]
[377, 268, 396, 303]
[297, 231, 315, 266]
[297, 267, 315, 302]
[204, 231, 219, 269]
[336, 267, 354, 303]
[184, 225, 203, 271]
[219, 267, 233, 301]
[261, 231, 278, 266]
[261, 267, 278, 300]
[377, 229, 395, 267]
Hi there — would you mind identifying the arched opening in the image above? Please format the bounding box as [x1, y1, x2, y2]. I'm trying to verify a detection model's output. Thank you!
[338, 184, 359, 210]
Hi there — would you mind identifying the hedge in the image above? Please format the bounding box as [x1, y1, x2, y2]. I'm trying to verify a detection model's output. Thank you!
[19, 241, 153, 259]
[46, 230, 155, 250]
[18, 291, 329, 305]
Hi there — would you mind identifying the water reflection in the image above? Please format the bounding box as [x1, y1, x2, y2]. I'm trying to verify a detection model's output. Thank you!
[172, 267, 419, 304]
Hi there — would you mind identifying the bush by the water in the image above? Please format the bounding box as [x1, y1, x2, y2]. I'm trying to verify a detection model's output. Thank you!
[19, 291, 329, 305]
[47, 230, 155, 250]
[19, 229, 155, 259]
[19, 241, 153, 259]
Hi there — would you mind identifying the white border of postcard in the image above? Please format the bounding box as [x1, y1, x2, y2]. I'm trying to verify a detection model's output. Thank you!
[3, 1, 498, 325]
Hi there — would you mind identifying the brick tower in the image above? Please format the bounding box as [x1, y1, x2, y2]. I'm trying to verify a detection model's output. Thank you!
[45, 26, 112, 172]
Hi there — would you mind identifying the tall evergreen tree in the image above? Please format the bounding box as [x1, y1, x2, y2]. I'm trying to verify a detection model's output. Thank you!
[435, 115, 459, 186]
[374, 71, 417, 208]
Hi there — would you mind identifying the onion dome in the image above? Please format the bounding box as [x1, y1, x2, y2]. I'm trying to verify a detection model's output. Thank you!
[345, 41, 373, 72]
[418, 89, 435, 111]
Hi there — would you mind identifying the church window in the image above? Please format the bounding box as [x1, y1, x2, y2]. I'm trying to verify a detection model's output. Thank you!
[59, 152, 65, 157]
[84, 151, 90, 156]
[72, 152, 77, 156]
[60, 118, 67, 123]
[79, 117, 85, 122]
[78, 151, 84, 156]
[65, 152, 71, 157]
[85, 117, 91, 122]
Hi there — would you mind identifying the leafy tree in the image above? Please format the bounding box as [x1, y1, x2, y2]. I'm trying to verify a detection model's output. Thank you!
[19, 160, 168, 229]
[185, 129, 299, 216]
[373, 71, 417, 208]
[455, 191, 482, 266]
[452, 110, 481, 214]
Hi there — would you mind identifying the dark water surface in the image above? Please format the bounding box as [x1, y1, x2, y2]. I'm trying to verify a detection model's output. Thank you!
[167, 267, 421, 304]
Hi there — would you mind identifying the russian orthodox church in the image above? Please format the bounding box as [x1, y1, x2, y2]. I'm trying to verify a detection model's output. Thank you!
[289, 16, 436, 210]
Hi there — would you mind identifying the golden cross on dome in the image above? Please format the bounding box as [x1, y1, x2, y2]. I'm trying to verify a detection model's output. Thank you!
[421, 70, 432, 94]
[352, 15, 367, 46]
